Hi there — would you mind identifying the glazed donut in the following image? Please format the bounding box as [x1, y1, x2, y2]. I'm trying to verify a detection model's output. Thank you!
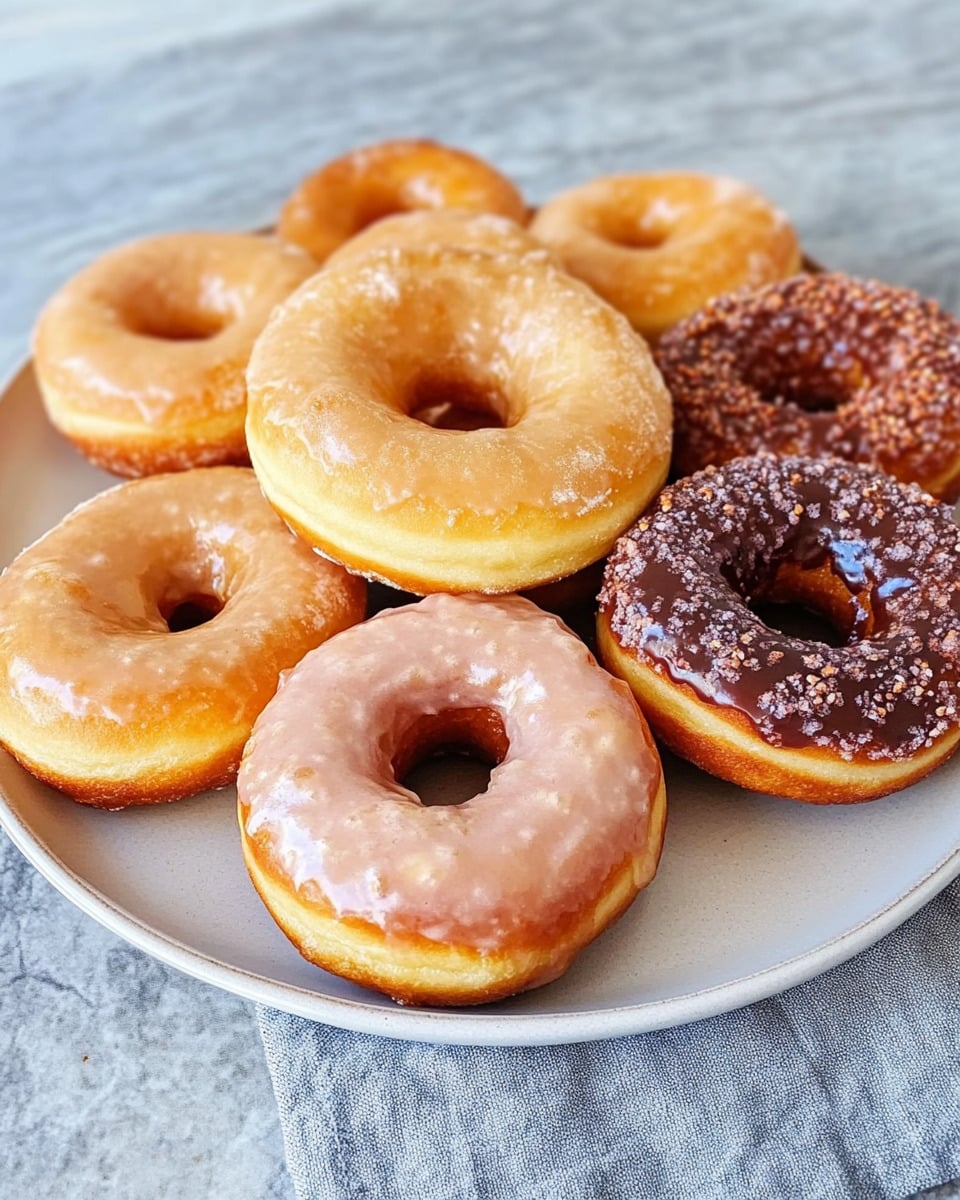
[238, 593, 666, 1007]
[33, 233, 317, 477]
[656, 273, 960, 501]
[598, 454, 960, 803]
[326, 211, 560, 435]
[245, 245, 672, 594]
[324, 208, 553, 271]
[0, 468, 365, 807]
[529, 172, 801, 340]
[278, 138, 527, 262]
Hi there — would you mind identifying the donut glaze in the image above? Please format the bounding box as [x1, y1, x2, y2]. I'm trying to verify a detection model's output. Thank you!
[598, 455, 960, 803]
[326, 213, 561, 438]
[33, 233, 317, 476]
[238, 593, 666, 1007]
[324, 208, 553, 270]
[0, 468, 365, 807]
[529, 173, 800, 340]
[657, 273, 960, 500]
[245, 244, 672, 594]
[278, 138, 527, 262]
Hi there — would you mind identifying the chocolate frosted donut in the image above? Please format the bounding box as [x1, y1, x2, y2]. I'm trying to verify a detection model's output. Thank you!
[657, 273, 960, 501]
[598, 454, 960, 803]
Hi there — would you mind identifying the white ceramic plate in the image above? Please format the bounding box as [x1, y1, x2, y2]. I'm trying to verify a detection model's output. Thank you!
[2, 360, 960, 1046]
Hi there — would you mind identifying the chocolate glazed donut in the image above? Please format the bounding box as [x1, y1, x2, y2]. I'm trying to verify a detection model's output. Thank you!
[598, 454, 960, 803]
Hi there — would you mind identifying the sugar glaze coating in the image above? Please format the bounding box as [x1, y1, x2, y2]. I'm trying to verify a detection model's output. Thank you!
[239, 594, 665, 1005]
[33, 233, 318, 476]
[0, 468, 365, 806]
[278, 138, 527, 262]
[324, 208, 553, 271]
[529, 172, 800, 339]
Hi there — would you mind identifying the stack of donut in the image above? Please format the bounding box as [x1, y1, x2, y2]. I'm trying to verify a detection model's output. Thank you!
[3, 137, 960, 1008]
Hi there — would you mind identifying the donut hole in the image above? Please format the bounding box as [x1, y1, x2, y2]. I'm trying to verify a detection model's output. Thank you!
[748, 599, 847, 647]
[788, 393, 840, 414]
[126, 301, 230, 342]
[758, 387, 842, 414]
[605, 225, 669, 251]
[393, 707, 508, 806]
[408, 373, 512, 432]
[117, 274, 237, 342]
[747, 559, 866, 647]
[743, 358, 864, 414]
[596, 209, 672, 251]
[160, 593, 225, 632]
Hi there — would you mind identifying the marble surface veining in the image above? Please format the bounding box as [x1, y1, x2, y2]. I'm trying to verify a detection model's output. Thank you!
[2, 1, 960, 1197]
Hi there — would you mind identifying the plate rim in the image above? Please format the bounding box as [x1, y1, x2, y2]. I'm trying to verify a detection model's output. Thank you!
[4, 780, 958, 1046]
[2, 355, 960, 1046]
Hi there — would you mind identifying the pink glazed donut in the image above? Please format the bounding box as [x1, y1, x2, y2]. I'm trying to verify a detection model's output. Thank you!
[238, 592, 666, 1007]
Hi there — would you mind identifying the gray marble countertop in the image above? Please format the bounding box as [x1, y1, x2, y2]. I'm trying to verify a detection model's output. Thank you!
[2, 2, 959, 1196]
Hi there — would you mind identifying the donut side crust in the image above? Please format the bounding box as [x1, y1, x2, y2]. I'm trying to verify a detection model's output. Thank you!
[239, 773, 666, 1007]
[0, 731, 241, 808]
[38, 379, 250, 477]
[251, 442, 667, 596]
[597, 614, 960, 804]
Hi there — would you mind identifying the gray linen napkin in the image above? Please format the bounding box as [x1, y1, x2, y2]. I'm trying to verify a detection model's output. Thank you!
[258, 877, 960, 1200]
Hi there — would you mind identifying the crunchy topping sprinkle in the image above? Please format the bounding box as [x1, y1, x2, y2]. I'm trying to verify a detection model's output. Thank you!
[656, 273, 960, 499]
[600, 454, 960, 761]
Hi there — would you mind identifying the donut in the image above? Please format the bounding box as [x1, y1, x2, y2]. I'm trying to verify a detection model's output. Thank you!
[324, 208, 553, 271]
[33, 233, 317, 477]
[278, 138, 527, 262]
[326, 211, 560, 436]
[598, 454, 960, 804]
[245, 244, 673, 594]
[0, 467, 365, 807]
[656, 273, 960, 501]
[238, 593, 666, 1007]
[528, 172, 801, 340]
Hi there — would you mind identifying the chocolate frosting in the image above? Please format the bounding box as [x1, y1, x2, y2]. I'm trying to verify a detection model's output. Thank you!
[600, 454, 960, 760]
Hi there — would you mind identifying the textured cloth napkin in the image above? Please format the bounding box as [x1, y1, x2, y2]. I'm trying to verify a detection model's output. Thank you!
[258, 877, 960, 1200]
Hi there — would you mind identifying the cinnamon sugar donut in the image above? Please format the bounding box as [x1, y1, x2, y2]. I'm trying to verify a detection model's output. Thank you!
[278, 139, 527, 262]
[657, 273, 960, 501]
[33, 233, 317, 476]
[245, 244, 672, 594]
[0, 468, 365, 807]
[598, 455, 960, 804]
[238, 593, 666, 1007]
[529, 173, 801, 340]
